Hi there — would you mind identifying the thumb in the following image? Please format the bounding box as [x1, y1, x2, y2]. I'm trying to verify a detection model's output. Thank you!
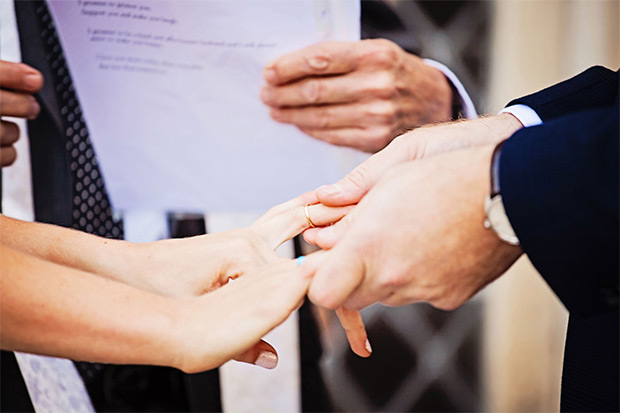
[316, 166, 372, 207]
[234, 340, 278, 369]
[316, 138, 410, 207]
[308, 245, 365, 310]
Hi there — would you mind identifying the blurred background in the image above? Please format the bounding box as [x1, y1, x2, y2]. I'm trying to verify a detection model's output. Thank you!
[312, 1, 619, 411]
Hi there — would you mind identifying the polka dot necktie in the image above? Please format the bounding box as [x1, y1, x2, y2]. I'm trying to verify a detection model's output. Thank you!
[36, 1, 123, 239]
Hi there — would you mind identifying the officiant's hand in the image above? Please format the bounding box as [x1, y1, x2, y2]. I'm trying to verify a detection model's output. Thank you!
[0, 60, 43, 167]
[261, 39, 452, 153]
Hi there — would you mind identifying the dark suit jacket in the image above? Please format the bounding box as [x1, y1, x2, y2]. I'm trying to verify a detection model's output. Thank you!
[500, 66, 619, 412]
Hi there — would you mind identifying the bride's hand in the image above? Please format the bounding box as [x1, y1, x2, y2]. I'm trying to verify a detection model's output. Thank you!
[250, 190, 353, 249]
[133, 191, 351, 299]
[174, 258, 313, 373]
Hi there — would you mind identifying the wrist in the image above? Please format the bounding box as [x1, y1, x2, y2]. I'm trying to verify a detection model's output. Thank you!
[494, 112, 524, 138]
[169, 297, 222, 374]
[475, 144, 523, 266]
[162, 298, 195, 372]
[483, 140, 520, 246]
[399, 54, 452, 127]
[418, 60, 454, 123]
[129, 240, 184, 297]
[86, 238, 139, 282]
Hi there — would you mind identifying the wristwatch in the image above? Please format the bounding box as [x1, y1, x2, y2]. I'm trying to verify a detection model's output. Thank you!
[483, 141, 520, 245]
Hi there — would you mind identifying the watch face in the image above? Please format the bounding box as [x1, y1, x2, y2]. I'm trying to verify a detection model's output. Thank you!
[485, 196, 520, 245]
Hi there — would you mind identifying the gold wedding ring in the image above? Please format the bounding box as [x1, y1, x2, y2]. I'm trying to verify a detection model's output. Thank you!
[304, 204, 316, 228]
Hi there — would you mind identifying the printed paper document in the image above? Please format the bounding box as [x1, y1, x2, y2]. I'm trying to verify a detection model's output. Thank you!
[49, 0, 362, 212]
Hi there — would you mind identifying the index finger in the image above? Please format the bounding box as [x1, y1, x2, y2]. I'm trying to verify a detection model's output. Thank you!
[251, 199, 353, 250]
[335, 307, 371, 358]
[0, 61, 43, 93]
[263, 41, 360, 85]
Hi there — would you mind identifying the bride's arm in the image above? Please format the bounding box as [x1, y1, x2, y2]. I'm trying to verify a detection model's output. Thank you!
[1, 192, 369, 358]
[1, 246, 311, 372]
[0, 192, 349, 298]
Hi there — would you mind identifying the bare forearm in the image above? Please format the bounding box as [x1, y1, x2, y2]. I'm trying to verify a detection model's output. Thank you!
[0, 215, 140, 284]
[0, 245, 181, 368]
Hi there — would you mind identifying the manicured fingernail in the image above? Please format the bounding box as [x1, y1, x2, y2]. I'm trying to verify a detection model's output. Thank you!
[255, 351, 278, 369]
[365, 339, 372, 354]
[309, 56, 329, 69]
[296, 256, 306, 266]
[317, 184, 340, 196]
[264, 68, 276, 83]
[24, 73, 42, 89]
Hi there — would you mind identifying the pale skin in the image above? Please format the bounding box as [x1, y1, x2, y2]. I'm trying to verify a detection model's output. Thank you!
[0, 60, 43, 166]
[0, 192, 370, 372]
[302, 115, 525, 311]
[2, 245, 313, 373]
[261, 39, 453, 153]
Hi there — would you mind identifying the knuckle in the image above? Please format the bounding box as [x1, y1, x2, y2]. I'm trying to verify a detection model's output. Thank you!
[311, 108, 332, 129]
[377, 269, 407, 290]
[346, 167, 372, 193]
[302, 79, 322, 104]
[10, 95, 34, 118]
[368, 72, 397, 99]
[363, 39, 400, 67]
[310, 287, 339, 310]
[306, 51, 331, 72]
[365, 101, 398, 125]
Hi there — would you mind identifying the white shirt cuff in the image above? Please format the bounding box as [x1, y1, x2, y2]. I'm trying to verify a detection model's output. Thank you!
[499, 104, 543, 128]
[423, 58, 477, 119]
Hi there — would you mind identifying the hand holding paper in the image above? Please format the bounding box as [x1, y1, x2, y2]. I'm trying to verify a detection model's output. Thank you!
[261, 39, 453, 153]
[0, 60, 43, 166]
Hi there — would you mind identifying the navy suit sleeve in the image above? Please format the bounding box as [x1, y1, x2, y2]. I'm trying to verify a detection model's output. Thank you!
[499, 105, 619, 318]
[507, 66, 618, 121]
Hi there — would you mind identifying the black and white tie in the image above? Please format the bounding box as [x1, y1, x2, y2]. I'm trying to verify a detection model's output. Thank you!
[36, 1, 123, 239]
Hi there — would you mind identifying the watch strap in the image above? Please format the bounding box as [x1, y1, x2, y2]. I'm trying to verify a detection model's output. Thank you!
[490, 140, 506, 197]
